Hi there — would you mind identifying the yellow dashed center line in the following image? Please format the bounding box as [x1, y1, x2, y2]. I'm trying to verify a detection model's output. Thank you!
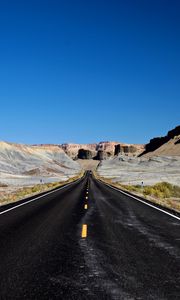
[81, 186, 89, 237]
[81, 224, 87, 238]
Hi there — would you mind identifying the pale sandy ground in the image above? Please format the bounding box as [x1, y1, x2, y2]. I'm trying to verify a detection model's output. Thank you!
[97, 155, 180, 186]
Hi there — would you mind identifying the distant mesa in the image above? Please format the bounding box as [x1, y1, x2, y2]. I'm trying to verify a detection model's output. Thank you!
[61, 141, 145, 161]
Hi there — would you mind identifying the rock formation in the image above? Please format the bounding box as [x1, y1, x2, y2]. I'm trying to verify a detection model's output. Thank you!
[61, 141, 145, 160]
[140, 125, 180, 156]
[114, 144, 144, 156]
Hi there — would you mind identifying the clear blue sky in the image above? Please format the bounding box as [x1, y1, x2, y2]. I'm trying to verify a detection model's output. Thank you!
[0, 0, 179, 144]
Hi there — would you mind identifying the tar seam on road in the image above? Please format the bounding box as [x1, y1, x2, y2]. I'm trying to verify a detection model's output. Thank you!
[100, 180, 180, 221]
[0, 177, 83, 216]
[81, 224, 87, 238]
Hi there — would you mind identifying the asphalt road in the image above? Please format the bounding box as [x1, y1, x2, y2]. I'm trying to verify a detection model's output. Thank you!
[0, 172, 180, 299]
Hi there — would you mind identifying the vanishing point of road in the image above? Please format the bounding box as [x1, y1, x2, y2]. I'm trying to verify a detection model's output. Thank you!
[0, 172, 179, 299]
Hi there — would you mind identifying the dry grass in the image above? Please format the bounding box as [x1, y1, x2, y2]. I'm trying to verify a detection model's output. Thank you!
[0, 171, 84, 206]
[94, 172, 180, 213]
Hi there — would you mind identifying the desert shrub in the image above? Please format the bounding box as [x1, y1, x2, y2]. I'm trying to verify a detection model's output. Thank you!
[32, 186, 41, 193]
[141, 182, 180, 199]
[116, 181, 180, 199]
[143, 186, 154, 196]
[172, 185, 180, 197]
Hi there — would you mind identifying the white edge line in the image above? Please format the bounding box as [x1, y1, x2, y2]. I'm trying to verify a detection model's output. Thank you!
[98, 179, 180, 221]
[0, 177, 83, 216]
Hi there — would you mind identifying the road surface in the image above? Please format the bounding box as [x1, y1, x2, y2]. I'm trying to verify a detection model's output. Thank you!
[0, 172, 179, 299]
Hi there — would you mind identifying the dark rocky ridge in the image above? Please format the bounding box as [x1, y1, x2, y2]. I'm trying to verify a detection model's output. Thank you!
[140, 125, 180, 156]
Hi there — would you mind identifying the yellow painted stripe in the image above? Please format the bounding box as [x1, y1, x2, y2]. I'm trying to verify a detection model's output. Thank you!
[84, 204, 88, 209]
[81, 224, 87, 238]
